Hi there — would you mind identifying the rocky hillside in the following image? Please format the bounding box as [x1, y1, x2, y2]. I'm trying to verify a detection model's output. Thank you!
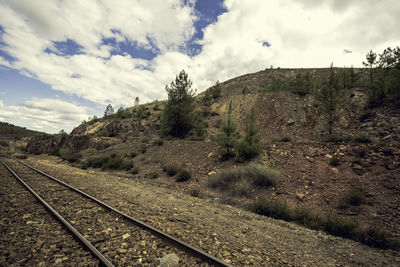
[26, 67, 400, 246]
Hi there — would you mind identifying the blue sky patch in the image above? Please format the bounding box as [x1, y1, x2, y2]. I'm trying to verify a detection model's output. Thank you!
[44, 39, 85, 57]
[101, 35, 160, 60]
[186, 0, 227, 57]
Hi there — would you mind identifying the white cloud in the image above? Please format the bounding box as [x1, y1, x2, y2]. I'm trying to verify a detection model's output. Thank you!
[0, 98, 89, 133]
[0, 0, 399, 133]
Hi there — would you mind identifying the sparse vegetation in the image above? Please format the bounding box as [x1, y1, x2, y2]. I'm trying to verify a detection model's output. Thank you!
[250, 197, 398, 250]
[339, 186, 366, 208]
[176, 169, 191, 182]
[146, 170, 159, 179]
[162, 163, 180, 176]
[130, 166, 140, 175]
[0, 122, 44, 139]
[85, 154, 133, 170]
[58, 145, 80, 163]
[208, 164, 280, 195]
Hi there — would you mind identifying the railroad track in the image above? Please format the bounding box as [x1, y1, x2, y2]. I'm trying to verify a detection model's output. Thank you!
[1, 158, 231, 266]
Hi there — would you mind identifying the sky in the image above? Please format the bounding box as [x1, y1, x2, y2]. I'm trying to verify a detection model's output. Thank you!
[0, 0, 399, 134]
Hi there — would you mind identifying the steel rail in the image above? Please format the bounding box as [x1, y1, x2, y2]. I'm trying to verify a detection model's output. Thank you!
[0, 159, 114, 267]
[13, 158, 232, 267]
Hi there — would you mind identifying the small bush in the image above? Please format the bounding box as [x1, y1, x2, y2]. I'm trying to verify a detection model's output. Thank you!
[86, 155, 132, 170]
[324, 215, 359, 239]
[130, 166, 140, 175]
[208, 164, 280, 190]
[189, 188, 201, 197]
[250, 198, 399, 250]
[176, 169, 191, 182]
[231, 179, 253, 196]
[340, 186, 366, 208]
[162, 163, 180, 176]
[359, 228, 400, 250]
[242, 86, 250, 94]
[250, 198, 292, 221]
[59, 146, 80, 163]
[329, 156, 341, 166]
[147, 170, 159, 179]
[130, 151, 137, 158]
[292, 208, 324, 230]
[140, 145, 147, 154]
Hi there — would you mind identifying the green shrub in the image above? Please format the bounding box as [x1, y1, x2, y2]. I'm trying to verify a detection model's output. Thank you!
[324, 215, 358, 239]
[208, 164, 280, 191]
[242, 86, 250, 94]
[176, 169, 191, 182]
[162, 163, 180, 176]
[130, 151, 137, 158]
[86, 155, 132, 170]
[292, 208, 324, 230]
[340, 186, 366, 208]
[59, 146, 80, 163]
[189, 188, 201, 197]
[231, 179, 253, 196]
[250, 198, 292, 221]
[359, 228, 400, 250]
[250, 197, 399, 250]
[329, 156, 341, 166]
[140, 145, 147, 154]
[147, 170, 159, 179]
[130, 166, 140, 175]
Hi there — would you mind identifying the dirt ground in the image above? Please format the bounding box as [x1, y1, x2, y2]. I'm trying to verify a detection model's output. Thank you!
[4, 154, 398, 266]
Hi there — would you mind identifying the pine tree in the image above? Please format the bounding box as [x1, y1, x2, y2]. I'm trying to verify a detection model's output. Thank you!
[235, 108, 262, 161]
[317, 64, 344, 135]
[104, 104, 114, 117]
[210, 81, 222, 99]
[216, 101, 238, 161]
[201, 90, 213, 115]
[161, 70, 195, 137]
